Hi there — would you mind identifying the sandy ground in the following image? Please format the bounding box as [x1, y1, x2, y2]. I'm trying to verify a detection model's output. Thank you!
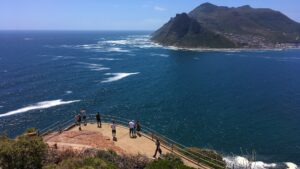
[43, 122, 210, 169]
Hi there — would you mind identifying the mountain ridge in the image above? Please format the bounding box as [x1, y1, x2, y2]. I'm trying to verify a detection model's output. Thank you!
[151, 3, 300, 49]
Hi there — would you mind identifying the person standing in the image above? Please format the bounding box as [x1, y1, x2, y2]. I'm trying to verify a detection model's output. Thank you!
[96, 112, 101, 128]
[81, 109, 87, 126]
[133, 120, 137, 137]
[129, 120, 135, 138]
[111, 121, 117, 141]
[153, 138, 162, 158]
[136, 120, 141, 137]
[76, 113, 82, 131]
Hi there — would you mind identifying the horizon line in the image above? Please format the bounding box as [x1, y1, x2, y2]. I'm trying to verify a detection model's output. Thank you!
[0, 29, 155, 32]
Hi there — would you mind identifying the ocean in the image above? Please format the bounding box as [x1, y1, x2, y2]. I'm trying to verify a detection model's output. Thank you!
[0, 31, 299, 168]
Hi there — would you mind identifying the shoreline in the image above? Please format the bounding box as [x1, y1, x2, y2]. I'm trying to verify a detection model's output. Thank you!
[152, 42, 300, 52]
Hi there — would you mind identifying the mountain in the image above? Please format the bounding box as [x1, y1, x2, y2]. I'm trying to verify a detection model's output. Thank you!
[151, 3, 300, 48]
[151, 13, 236, 48]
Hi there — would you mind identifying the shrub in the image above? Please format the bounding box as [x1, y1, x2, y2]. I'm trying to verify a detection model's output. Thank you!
[0, 133, 47, 169]
[43, 157, 117, 169]
[95, 149, 149, 169]
[26, 128, 37, 133]
[186, 147, 226, 169]
[145, 153, 194, 169]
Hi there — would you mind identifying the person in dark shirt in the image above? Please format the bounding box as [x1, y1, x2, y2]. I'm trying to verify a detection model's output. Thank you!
[75, 113, 82, 131]
[96, 112, 101, 128]
[81, 109, 87, 126]
[136, 120, 141, 137]
[153, 138, 162, 158]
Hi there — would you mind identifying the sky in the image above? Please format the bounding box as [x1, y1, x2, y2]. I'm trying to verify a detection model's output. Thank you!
[1, 0, 300, 30]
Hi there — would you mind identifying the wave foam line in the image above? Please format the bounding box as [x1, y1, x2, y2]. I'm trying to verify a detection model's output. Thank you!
[90, 58, 121, 61]
[101, 72, 139, 83]
[79, 62, 110, 71]
[107, 47, 130, 52]
[0, 100, 80, 118]
[150, 53, 169, 57]
[286, 162, 299, 169]
[224, 156, 299, 169]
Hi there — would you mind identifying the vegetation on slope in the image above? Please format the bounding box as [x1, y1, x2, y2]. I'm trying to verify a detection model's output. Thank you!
[0, 129, 198, 169]
[152, 2, 300, 48]
[151, 13, 237, 48]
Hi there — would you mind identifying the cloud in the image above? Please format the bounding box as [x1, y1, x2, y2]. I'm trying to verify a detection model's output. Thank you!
[154, 6, 166, 11]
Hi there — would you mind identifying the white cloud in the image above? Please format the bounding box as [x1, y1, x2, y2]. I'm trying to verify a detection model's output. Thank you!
[154, 6, 166, 11]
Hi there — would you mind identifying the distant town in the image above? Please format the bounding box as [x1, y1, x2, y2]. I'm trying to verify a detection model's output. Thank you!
[223, 33, 300, 49]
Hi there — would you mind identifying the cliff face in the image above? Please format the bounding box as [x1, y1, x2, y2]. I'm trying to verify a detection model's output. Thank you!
[151, 3, 300, 48]
[151, 13, 237, 48]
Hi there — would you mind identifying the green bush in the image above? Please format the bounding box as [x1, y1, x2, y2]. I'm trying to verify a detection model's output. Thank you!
[145, 153, 194, 169]
[95, 149, 148, 169]
[26, 128, 37, 133]
[0, 134, 47, 169]
[43, 157, 116, 169]
[83, 157, 116, 169]
[186, 147, 226, 169]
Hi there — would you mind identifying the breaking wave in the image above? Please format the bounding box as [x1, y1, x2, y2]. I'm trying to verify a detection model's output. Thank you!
[106, 47, 130, 52]
[52, 55, 75, 60]
[286, 162, 299, 169]
[224, 156, 299, 169]
[105, 40, 129, 45]
[60, 34, 160, 52]
[150, 53, 169, 57]
[79, 62, 110, 71]
[65, 91, 73, 94]
[90, 58, 121, 61]
[101, 72, 139, 83]
[0, 100, 80, 118]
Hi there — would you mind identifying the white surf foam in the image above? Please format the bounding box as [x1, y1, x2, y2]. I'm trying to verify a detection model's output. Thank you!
[224, 156, 299, 169]
[105, 40, 129, 45]
[0, 100, 80, 118]
[224, 156, 276, 169]
[0, 106, 3, 108]
[66, 43, 130, 53]
[52, 55, 75, 60]
[107, 47, 130, 52]
[65, 91, 73, 94]
[101, 72, 139, 83]
[286, 162, 298, 169]
[79, 62, 110, 71]
[150, 53, 169, 57]
[90, 58, 121, 61]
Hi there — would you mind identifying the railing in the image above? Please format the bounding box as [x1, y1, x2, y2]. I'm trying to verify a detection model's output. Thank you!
[38, 114, 226, 169]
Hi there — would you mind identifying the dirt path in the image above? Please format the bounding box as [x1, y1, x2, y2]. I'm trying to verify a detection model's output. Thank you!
[43, 123, 210, 169]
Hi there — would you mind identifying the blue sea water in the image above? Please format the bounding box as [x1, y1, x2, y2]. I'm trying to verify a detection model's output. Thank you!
[0, 31, 300, 167]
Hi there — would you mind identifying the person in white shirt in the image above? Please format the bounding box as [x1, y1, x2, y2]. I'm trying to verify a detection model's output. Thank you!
[111, 121, 117, 141]
[129, 120, 135, 138]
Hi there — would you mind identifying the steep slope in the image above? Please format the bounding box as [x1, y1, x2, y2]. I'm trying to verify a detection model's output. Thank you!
[189, 3, 300, 44]
[151, 13, 237, 48]
[152, 3, 300, 48]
